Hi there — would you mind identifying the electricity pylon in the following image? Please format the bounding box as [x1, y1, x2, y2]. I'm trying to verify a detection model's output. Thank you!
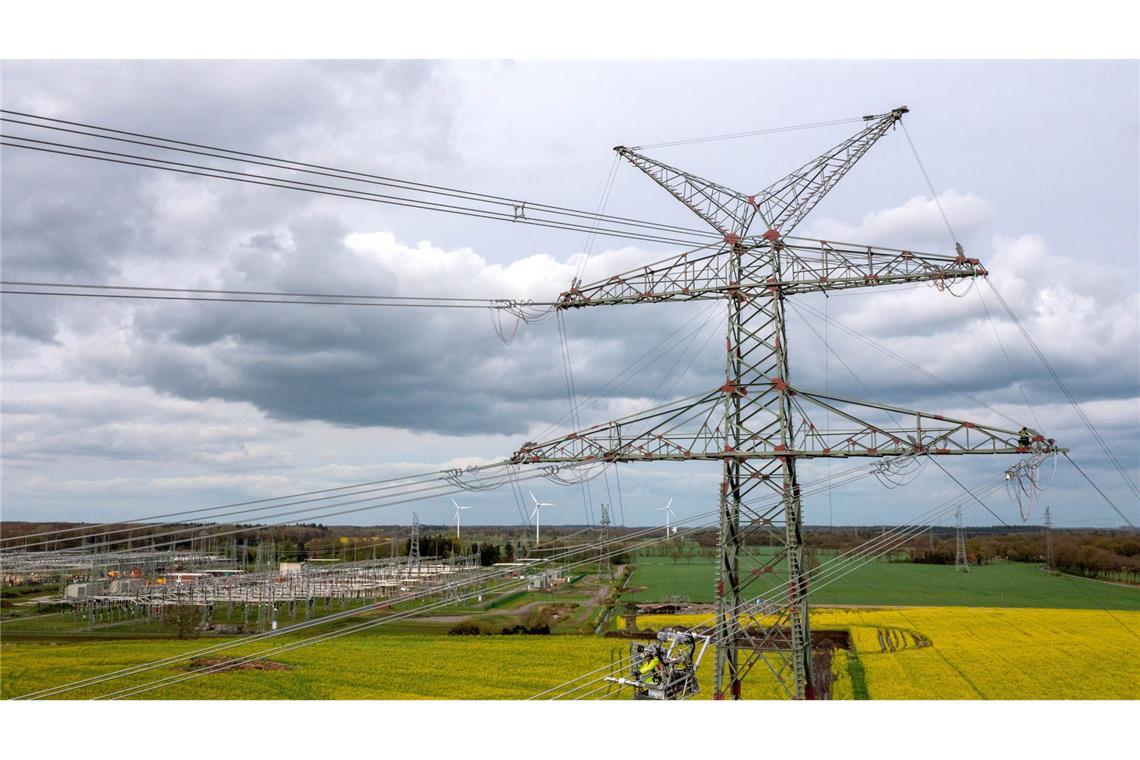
[511, 107, 1061, 700]
[955, 505, 969, 572]
[599, 504, 613, 580]
[1044, 506, 1055, 571]
[405, 513, 421, 578]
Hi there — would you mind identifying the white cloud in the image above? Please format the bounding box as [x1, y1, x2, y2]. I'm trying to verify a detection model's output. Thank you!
[806, 190, 990, 249]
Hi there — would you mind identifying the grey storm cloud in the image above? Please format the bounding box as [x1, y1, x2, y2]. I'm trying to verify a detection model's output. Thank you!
[49, 213, 725, 436]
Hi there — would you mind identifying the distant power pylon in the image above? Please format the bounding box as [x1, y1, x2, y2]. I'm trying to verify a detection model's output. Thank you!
[599, 504, 613, 580]
[405, 513, 421, 578]
[1044, 506, 1055, 571]
[511, 107, 1061, 699]
[955, 505, 969, 573]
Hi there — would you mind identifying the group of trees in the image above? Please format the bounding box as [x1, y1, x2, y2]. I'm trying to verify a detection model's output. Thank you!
[7, 516, 1136, 585]
[909, 530, 1139, 582]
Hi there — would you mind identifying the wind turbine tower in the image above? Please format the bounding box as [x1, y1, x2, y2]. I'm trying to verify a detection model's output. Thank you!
[452, 499, 472, 541]
[529, 491, 554, 545]
[658, 498, 676, 538]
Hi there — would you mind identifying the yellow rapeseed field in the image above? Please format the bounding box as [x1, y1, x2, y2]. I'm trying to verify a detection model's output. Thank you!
[630, 607, 1140, 699]
[4, 607, 1136, 699]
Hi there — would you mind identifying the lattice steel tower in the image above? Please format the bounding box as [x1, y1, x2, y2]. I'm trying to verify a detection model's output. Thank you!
[405, 513, 422, 578]
[955, 504, 969, 572]
[511, 107, 1059, 699]
[1044, 505, 1055, 571]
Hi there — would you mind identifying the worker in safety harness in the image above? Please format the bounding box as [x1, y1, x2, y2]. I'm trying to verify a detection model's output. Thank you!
[1018, 427, 1032, 448]
[638, 644, 663, 683]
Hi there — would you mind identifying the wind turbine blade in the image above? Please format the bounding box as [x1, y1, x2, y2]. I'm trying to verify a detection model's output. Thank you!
[666, 497, 673, 510]
[529, 490, 540, 506]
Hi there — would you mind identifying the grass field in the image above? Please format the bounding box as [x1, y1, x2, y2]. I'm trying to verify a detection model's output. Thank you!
[624, 554, 1140, 609]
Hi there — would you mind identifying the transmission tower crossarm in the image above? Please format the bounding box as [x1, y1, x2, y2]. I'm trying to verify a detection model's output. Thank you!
[509, 382, 1063, 464]
[788, 387, 1067, 457]
[557, 237, 984, 308]
[752, 106, 909, 236]
[614, 146, 757, 238]
[614, 107, 907, 241]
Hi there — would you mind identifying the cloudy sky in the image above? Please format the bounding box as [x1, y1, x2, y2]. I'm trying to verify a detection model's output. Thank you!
[1, 60, 1137, 529]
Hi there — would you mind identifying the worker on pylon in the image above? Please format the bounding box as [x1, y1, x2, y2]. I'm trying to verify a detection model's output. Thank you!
[1018, 427, 1032, 448]
[639, 645, 662, 683]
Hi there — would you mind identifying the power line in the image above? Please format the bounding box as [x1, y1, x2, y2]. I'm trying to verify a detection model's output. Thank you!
[0, 111, 716, 239]
[791, 297, 1023, 428]
[1, 111, 724, 248]
[0, 280, 557, 310]
[0, 134, 714, 249]
[538, 474, 1007, 699]
[5, 463, 589, 554]
[984, 279, 1140, 503]
[0, 467, 446, 545]
[899, 121, 958, 245]
[22, 512, 712, 700]
[1064, 453, 1136, 528]
[63, 461, 887, 701]
[632, 115, 867, 150]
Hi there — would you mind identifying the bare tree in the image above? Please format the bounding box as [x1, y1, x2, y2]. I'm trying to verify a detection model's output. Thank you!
[162, 604, 202, 639]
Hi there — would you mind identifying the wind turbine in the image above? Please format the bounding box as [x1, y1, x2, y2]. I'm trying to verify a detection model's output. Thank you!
[657, 497, 675, 537]
[529, 491, 554, 545]
[451, 499, 472, 541]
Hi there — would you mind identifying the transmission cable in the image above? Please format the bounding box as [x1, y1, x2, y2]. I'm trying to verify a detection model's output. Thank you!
[1, 111, 719, 242]
[23, 512, 712, 700]
[7, 464, 579, 556]
[537, 476, 1005, 699]
[975, 285, 1044, 433]
[0, 280, 559, 311]
[790, 298, 1022, 428]
[92, 462, 885, 701]
[1063, 454, 1136, 528]
[632, 115, 867, 150]
[925, 456, 1011, 527]
[99, 526, 699, 700]
[0, 467, 447, 546]
[984, 279, 1140, 503]
[24, 463, 876, 699]
[534, 464, 959, 698]
[1, 120, 721, 249]
[899, 121, 959, 245]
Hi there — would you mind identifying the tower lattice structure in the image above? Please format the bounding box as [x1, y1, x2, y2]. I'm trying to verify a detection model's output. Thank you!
[1044, 505, 1055, 571]
[510, 107, 1060, 699]
[405, 513, 422, 578]
[955, 504, 969, 572]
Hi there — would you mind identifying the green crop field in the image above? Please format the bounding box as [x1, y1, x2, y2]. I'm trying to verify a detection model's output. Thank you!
[624, 554, 1140, 610]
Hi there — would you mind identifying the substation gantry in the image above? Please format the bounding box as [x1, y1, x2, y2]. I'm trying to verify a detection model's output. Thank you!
[510, 107, 1063, 700]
